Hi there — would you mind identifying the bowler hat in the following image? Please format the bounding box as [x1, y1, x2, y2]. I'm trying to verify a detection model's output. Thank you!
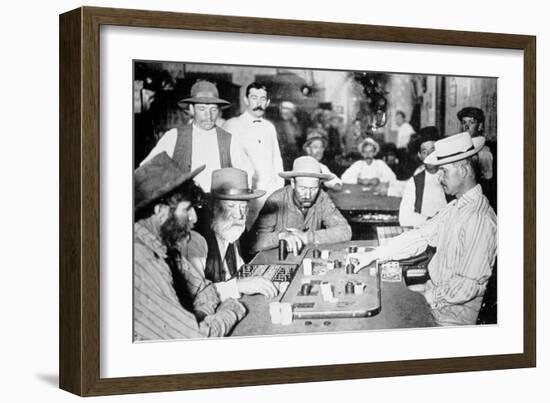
[424, 131, 485, 166]
[135, 152, 205, 212]
[279, 156, 333, 181]
[178, 80, 231, 107]
[210, 168, 266, 200]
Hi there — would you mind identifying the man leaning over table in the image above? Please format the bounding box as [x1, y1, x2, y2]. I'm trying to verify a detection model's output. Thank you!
[183, 167, 278, 301]
[350, 132, 497, 326]
[133, 153, 246, 341]
[250, 156, 351, 255]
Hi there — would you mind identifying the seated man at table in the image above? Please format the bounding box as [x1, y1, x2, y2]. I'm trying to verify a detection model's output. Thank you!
[399, 126, 447, 227]
[134, 153, 246, 340]
[302, 130, 343, 191]
[250, 156, 352, 254]
[341, 137, 397, 188]
[351, 132, 497, 326]
[183, 167, 278, 300]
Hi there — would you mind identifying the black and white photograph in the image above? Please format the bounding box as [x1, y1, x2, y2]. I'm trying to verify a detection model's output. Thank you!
[132, 60, 498, 341]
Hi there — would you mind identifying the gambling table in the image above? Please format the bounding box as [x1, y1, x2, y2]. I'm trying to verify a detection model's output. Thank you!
[327, 184, 402, 239]
[231, 240, 435, 337]
[328, 184, 401, 212]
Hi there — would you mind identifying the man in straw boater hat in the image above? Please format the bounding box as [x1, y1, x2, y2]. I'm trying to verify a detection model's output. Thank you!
[302, 130, 343, 191]
[350, 132, 497, 326]
[398, 126, 447, 227]
[250, 156, 351, 255]
[341, 137, 397, 187]
[134, 152, 246, 341]
[183, 168, 278, 301]
[140, 80, 253, 193]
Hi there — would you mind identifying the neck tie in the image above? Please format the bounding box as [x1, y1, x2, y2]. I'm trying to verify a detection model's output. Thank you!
[224, 243, 237, 277]
[253, 119, 261, 123]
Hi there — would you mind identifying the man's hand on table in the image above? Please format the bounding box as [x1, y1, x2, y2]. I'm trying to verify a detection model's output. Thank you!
[358, 177, 380, 187]
[348, 249, 380, 273]
[278, 229, 309, 256]
[237, 277, 279, 299]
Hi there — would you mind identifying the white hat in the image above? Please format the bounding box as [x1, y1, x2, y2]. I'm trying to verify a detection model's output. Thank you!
[279, 156, 333, 181]
[358, 137, 380, 156]
[280, 101, 296, 111]
[424, 131, 486, 166]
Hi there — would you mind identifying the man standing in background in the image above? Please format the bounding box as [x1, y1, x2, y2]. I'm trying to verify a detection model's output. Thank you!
[224, 82, 284, 229]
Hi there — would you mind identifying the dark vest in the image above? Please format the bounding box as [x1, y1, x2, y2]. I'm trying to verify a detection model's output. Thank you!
[413, 170, 426, 214]
[172, 124, 232, 172]
[203, 228, 240, 283]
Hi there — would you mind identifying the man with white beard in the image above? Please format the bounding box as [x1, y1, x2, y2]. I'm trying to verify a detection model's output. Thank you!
[183, 167, 278, 301]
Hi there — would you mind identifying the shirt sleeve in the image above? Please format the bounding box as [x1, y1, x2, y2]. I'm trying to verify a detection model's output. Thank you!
[377, 208, 445, 261]
[399, 178, 427, 227]
[377, 160, 397, 183]
[179, 255, 246, 336]
[341, 161, 361, 184]
[198, 298, 247, 337]
[321, 164, 343, 189]
[213, 278, 241, 301]
[139, 128, 178, 165]
[423, 214, 497, 308]
[309, 194, 352, 244]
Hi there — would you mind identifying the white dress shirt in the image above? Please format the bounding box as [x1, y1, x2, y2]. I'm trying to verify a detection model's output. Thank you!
[140, 125, 253, 191]
[319, 162, 343, 189]
[399, 169, 447, 227]
[224, 112, 284, 194]
[341, 159, 397, 184]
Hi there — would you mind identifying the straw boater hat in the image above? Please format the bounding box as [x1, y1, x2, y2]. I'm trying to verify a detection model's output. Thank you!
[178, 80, 231, 108]
[357, 137, 380, 155]
[134, 152, 205, 212]
[279, 156, 334, 181]
[302, 131, 328, 151]
[210, 168, 266, 200]
[424, 131, 486, 166]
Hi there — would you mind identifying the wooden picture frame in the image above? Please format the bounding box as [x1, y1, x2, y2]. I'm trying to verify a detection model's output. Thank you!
[59, 6, 536, 396]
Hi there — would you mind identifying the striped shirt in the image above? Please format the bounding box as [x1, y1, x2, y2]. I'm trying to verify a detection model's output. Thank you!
[134, 218, 246, 341]
[377, 185, 497, 325]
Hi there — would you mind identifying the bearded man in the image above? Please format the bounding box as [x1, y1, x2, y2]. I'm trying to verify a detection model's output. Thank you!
[183, 168, 278, 300]
[133, 152, 246, 341]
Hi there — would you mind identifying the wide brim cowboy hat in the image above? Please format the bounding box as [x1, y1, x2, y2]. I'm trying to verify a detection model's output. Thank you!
[210, 167, 266, 200]
[178, 80, 231, 108]
[279, 156, 334, 181]
[424, 131, 486, 166]
[134, 152, 205, 212]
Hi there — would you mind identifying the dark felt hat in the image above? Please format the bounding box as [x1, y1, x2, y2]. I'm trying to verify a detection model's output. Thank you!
[178, 80, 231, 107]
[134, 152, 205, 212]
[210, 168, 266, 200]
[408, 126, 441, 154]
[457, 107, 485, 123]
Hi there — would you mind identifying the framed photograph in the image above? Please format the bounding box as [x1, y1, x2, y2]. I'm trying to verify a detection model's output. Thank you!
[59, 6, 536, 396]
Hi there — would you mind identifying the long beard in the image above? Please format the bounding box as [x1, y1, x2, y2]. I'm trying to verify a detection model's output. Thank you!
[160, 212, 191, 249]
[212, 217, 245, 243]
